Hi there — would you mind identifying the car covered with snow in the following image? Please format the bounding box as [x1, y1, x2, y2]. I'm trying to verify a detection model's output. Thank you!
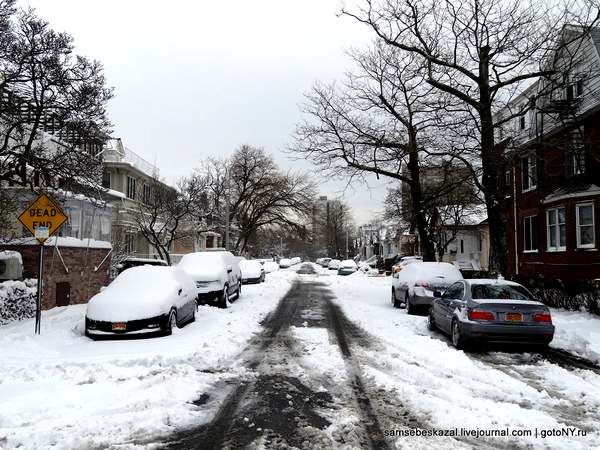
[391, 255, 423, 274]
[428, 279, 555, 349]
[391, 262, 463, 314]
[239, 260, 265, 284]
[328, 259, 341, 270]
[337, 259, 358, 276]
[290, 257, 301, 265]
[116, 257, 168, 275]
[263, 261, 279, 273]
[85, 266, 197, 339]
[278, 258, 292, 268]
[177, 251, 242, 308]
[319, 257, 332, 268]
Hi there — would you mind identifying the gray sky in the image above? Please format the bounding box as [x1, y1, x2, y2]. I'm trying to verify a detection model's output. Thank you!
[23, 0, 392, 224]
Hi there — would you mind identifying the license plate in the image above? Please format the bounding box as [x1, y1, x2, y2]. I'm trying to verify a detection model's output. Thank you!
[505, 313, 522, 322]
[112, 322, 127, 331]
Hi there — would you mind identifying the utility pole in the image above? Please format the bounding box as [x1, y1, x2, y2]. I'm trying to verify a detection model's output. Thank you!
[224, 168, 230, 251]
[346, 229, 349, 259]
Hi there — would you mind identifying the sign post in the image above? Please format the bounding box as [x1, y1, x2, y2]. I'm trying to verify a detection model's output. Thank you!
[18, 193, 68, 335]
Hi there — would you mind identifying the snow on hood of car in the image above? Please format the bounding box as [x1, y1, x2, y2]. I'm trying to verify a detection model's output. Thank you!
[240, 260, 262, 278]
[340, 260, 357, 268]
[86, 266, 196, 322]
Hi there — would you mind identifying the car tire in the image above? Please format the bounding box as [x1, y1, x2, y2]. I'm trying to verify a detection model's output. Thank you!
[219, 286, 230, 309]
[165, 309, 177, 335]
[427, 308, 436, 331]
[236, 281, 242, 300]
[451, 319, 466, 350]
[392, 289, 400, 308]
[406, 294, 416, 315]
[189, 306, 196, 324]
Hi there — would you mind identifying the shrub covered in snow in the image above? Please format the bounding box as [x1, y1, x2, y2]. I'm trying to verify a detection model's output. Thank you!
[0, 279, 37, 326]
[518, 277, 600, 315]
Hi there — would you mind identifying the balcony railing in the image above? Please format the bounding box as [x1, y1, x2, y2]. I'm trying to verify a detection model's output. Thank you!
[102, 139, 159, 178]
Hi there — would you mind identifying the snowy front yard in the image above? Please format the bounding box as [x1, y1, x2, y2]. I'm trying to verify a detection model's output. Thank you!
[0, 270, 296, 450]
[320, 269, 600, 449]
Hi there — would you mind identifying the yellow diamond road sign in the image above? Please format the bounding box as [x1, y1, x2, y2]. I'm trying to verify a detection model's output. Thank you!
[18, 193, 68, 244]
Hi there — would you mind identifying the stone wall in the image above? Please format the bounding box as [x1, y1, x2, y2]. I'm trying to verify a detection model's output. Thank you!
[0, 243, 111, 309]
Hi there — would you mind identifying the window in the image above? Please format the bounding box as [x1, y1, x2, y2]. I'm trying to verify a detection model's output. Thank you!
[124, 233, 136, 254]
[126, 176, 136, 200]
[519, 116, 526, 130]
[577, 79, 584, 97]
[567, 130, 586, 176]
[522, 154, 537, 191]
[523, 216, 538, 252]
[576, 203, 595, 248]
[443, 282, 464, 300]
[143, 183, 151, 204]
[547, 207, 566, 251]
[102, 170, 111, 189]
[471, 284, 533, 301]
[460, 239, 464, 254]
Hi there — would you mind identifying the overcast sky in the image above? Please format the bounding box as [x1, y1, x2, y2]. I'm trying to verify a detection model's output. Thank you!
[23, 0, 392, 224]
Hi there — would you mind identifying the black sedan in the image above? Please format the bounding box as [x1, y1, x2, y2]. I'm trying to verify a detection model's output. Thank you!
[428, 279, 555, 349]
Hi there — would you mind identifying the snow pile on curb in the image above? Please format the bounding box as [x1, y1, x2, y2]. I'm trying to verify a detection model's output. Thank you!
[0, 279, 36, 326]
[550, 309, 600, 364]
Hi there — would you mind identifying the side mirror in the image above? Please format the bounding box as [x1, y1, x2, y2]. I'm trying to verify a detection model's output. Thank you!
[178, 288, 183, 296]
[227, 267, 233, 273]
[433, 291, 442, 298]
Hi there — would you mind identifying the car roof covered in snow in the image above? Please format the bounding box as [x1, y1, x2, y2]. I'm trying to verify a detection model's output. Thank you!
[465, 278, 523, 287]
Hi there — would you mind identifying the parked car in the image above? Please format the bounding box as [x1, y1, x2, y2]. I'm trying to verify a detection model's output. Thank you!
[263, 261, 280, 273]
[391, 262, 463, 314]
[391, 256, 423, 274]
[116, 257, 168, 275]
[240, 260, 265, 283]
[85, 266, 197, 339]
[319, 258, 332, 268]
[178, 251, 242, 308]
[338, 259, 358, 276]
[328, 259, 341, 270]
[290, 257, 301, 265]
[428, 279, 555, 349]
[278, 258, 292, 268]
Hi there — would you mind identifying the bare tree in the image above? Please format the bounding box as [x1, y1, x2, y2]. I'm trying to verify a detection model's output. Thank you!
[198, 145, 316, 254]
[342, 0, 600, 273]
[0, 5, 112, 194]
[292, 42, 471, 261]
[132, 176, 206, 265]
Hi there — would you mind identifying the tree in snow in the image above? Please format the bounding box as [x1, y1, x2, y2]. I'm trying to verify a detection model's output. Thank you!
[0, 3, 112, 195]
[341, 0, 600, 273]
[292, 42, 470, 261]
[198, 145, 316, 255]
[131, 175, 208, 265]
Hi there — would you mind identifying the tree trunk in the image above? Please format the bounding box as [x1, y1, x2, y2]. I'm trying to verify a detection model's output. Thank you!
[407, 132, 436, 261]
[479, 48, 508, 275]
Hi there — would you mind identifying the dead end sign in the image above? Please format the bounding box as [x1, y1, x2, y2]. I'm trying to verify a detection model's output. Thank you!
[18, 193, 68, 244]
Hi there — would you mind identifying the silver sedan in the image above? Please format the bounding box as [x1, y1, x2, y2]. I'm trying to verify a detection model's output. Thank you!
[428, 279, 555, 349]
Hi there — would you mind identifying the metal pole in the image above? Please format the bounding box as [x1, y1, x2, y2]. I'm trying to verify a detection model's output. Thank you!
[346, 229, 349, 259]
[225, 169, 230, 251]
[35, 243, 44, 334]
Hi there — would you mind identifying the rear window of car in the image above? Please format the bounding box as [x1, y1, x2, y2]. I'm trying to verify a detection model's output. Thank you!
[471, 284, 533, 301]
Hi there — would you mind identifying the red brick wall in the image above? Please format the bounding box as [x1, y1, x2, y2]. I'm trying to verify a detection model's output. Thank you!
[0, 244, 111, 309]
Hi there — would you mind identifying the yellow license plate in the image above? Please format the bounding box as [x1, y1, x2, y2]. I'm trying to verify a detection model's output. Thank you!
[505, 313, 522, 322]
[112, 322, 127, 331]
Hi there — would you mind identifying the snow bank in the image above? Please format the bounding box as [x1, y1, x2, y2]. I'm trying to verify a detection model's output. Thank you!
[550, 308, 600, 364]
[0, 279, 37, 326]
[0, 270, 296, 449]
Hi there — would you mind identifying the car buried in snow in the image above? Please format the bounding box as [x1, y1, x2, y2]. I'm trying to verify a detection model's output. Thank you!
[391, 262, 463, 314]
[428, 279, 555, 349]
[177, 251, 242, 308]
[239, 259, 265, 284]
[85, 266, 197, 339]
[337, 259, 358, 276]
[327, 259, 341, 270]
[278, 258, 292, 268]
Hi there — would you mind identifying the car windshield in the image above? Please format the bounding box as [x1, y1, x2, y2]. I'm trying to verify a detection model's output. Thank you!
[471, 284, 533, 301]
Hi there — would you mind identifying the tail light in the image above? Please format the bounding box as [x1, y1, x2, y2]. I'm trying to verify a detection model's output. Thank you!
[533, 313, 552, 323]
[468, 310, 495, 321]
[394, 267, 401, 273]
[414, 280, 430, 288]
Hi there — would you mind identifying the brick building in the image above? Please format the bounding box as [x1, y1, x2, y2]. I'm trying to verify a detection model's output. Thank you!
[1, 237, 111, 309]
[498, 26, 600, 281]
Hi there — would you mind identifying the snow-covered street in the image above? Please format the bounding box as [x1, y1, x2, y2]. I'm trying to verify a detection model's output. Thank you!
[1, 264, 600, 449]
